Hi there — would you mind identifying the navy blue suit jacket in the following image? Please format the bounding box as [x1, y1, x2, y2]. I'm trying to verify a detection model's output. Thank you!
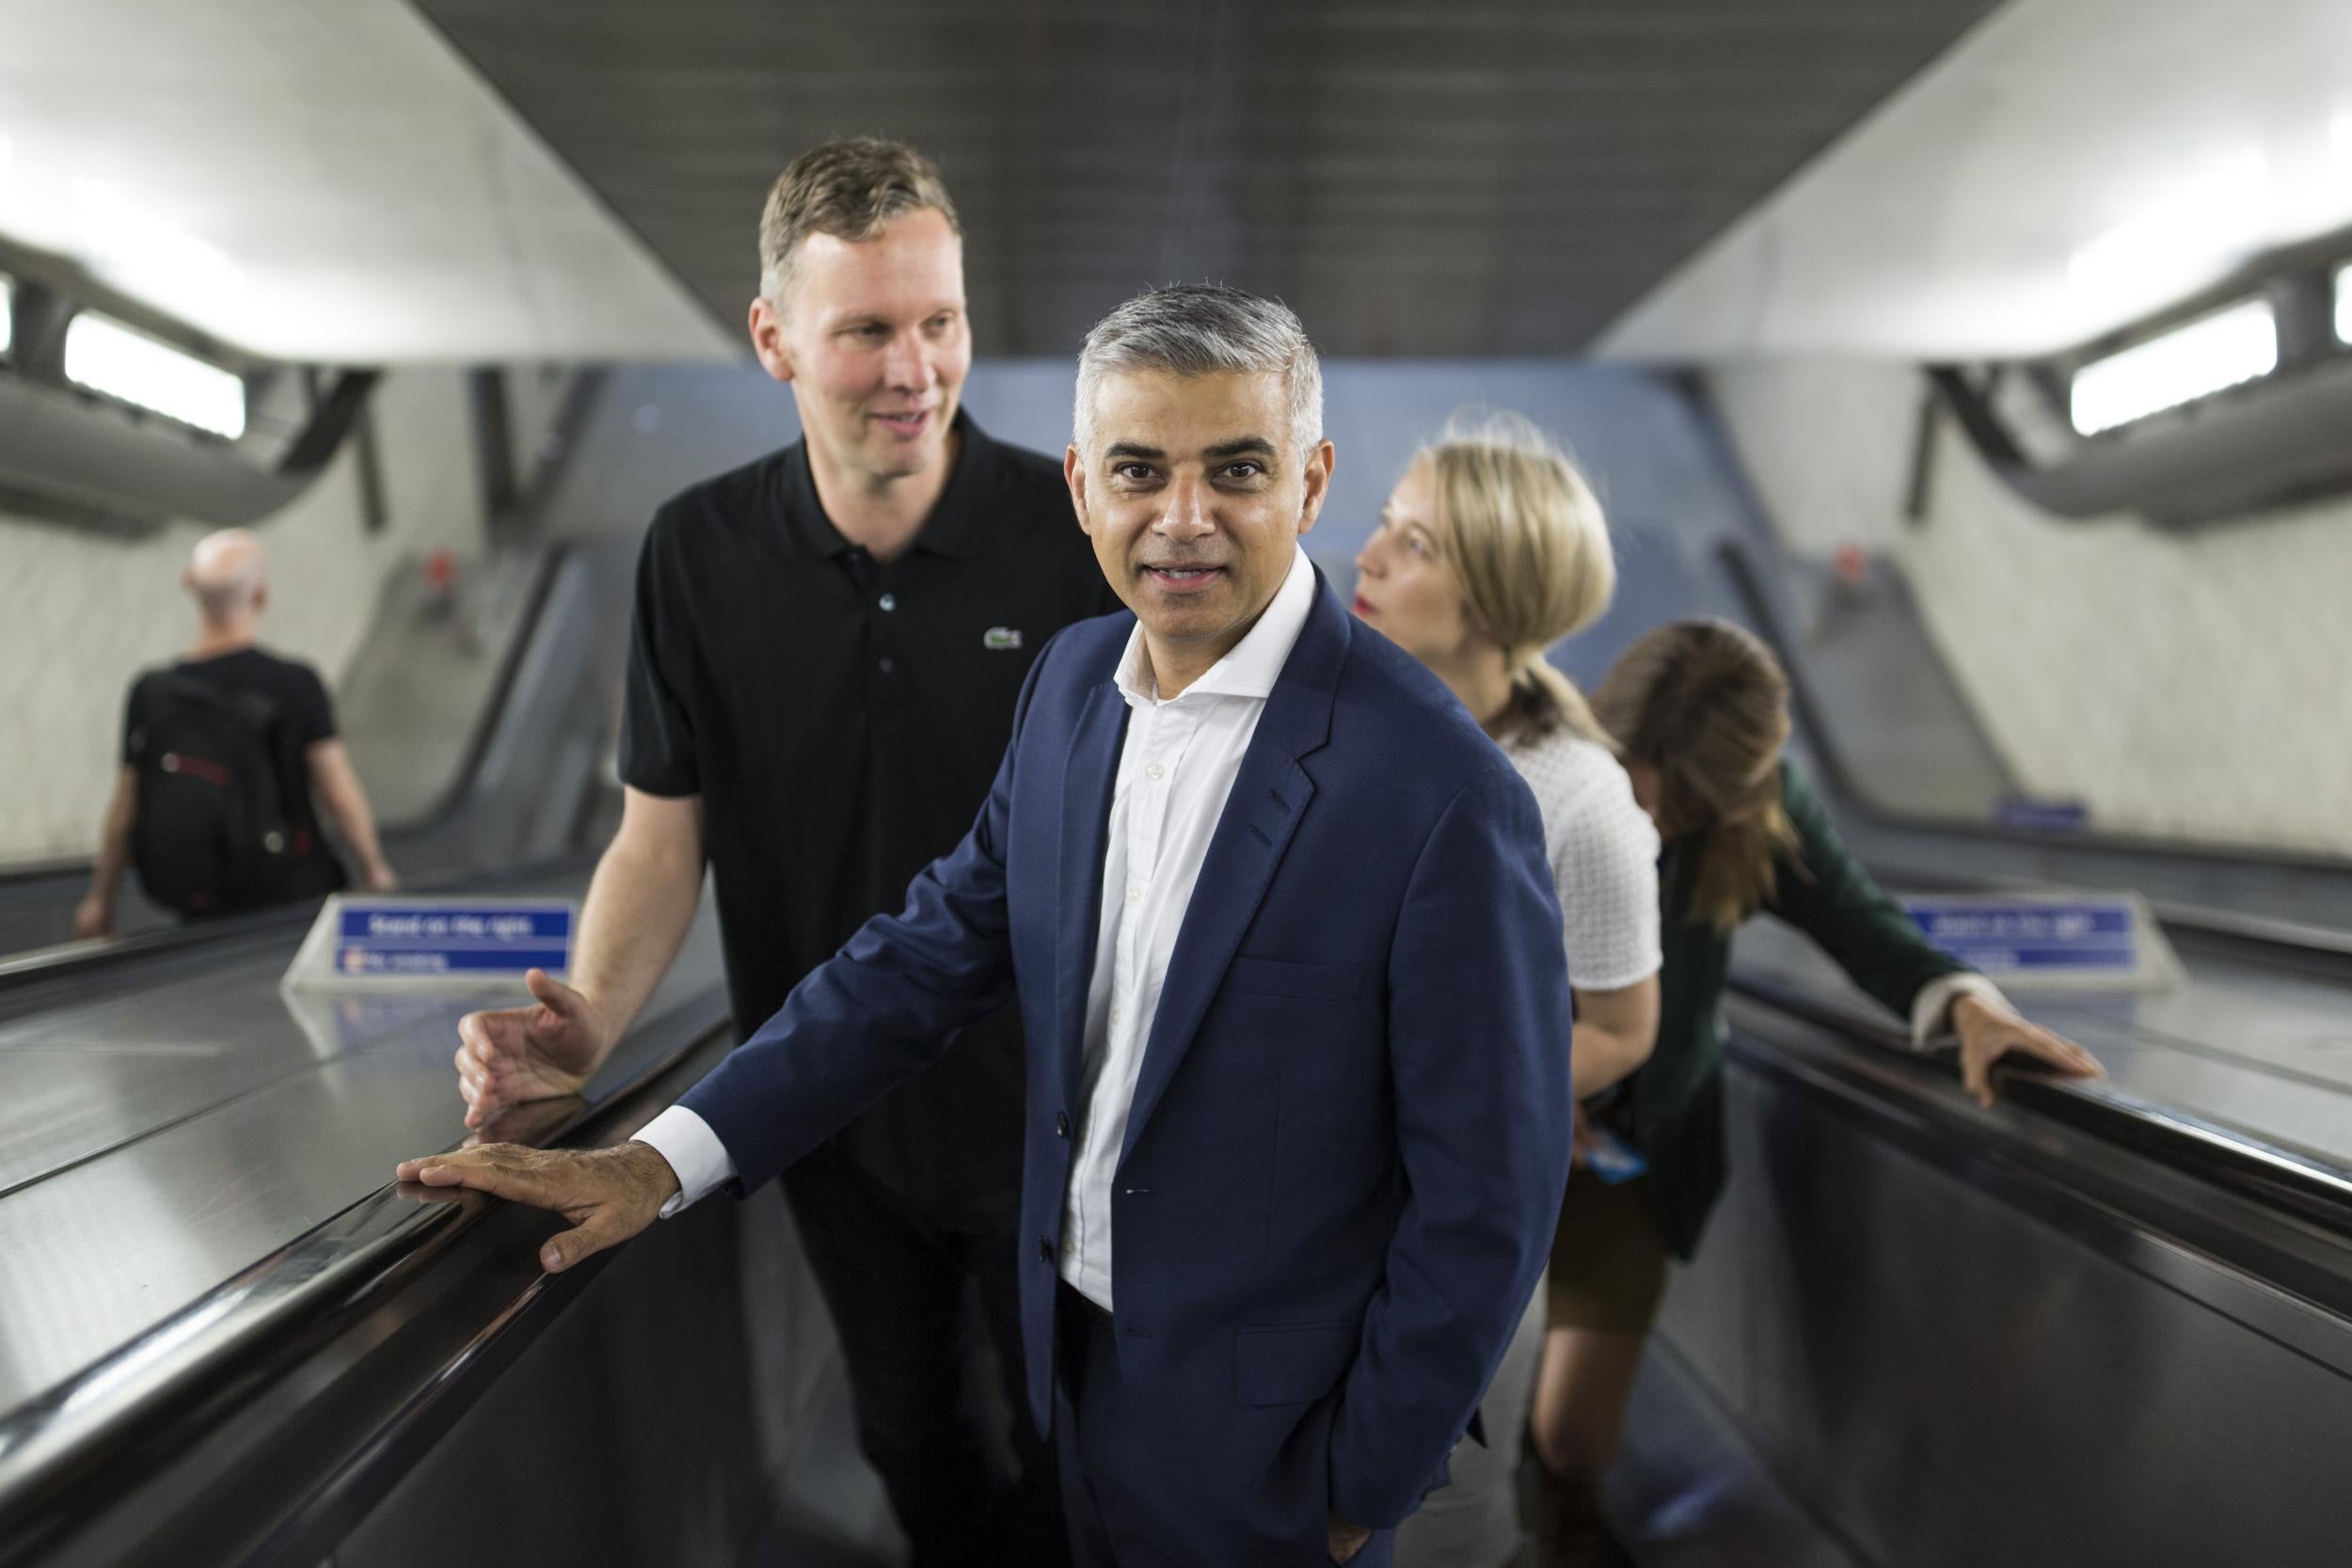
[681, 573, 1575, 1538]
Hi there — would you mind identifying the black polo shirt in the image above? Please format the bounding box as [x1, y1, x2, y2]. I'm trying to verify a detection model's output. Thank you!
[619, 412, 1121, 1213]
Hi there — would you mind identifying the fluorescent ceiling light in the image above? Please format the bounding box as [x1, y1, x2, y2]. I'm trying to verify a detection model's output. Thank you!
[2336, 261, 2351, 346]
[2069, 300, 2278, 436]
[0, 277, 12, 357]
[62, 312, 246, 438]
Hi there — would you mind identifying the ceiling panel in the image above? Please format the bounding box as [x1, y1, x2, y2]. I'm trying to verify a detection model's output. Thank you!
[1601, 0, 2352, 359]
[0, 0, 734, 362]
[411, 0, 2005, 356]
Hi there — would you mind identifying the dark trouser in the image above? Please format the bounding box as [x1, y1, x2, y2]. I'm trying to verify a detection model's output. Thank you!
[782, 1145, 1064, 1568]
[1053, 1282, 1395, 1568]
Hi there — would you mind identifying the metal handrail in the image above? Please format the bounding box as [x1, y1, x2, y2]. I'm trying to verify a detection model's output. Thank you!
[0, 982, 731, 1567]
[0, 847, 599, 999]
[1725, 968, 2352, 1240]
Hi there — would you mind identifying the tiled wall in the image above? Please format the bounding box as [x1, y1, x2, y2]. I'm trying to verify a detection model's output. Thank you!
[0, 368, 487, 863]
[1709, 358, 2352, 857]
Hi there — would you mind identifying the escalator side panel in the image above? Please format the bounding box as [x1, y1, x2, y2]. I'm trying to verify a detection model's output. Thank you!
[1651, 1055, 2352, 1568]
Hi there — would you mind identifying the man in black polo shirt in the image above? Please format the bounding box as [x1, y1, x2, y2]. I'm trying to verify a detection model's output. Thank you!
[450, 140, 1111, 1565]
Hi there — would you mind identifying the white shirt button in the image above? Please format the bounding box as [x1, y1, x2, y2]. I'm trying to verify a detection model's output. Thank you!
[1146, 762, 1166, 781]
[878, 593, 897, 612]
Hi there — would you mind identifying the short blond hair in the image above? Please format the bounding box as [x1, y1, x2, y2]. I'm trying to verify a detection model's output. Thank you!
[1413, 409, 1616, 745]
[757, 137, 961, 306]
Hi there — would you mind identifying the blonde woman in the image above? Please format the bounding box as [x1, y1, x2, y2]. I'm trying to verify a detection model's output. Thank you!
[1351, 412, 1662, 1568]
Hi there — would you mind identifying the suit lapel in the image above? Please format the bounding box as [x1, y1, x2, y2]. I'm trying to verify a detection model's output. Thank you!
[1119, 582, 1347, 1160]
[1053, 678, 1128, 1108]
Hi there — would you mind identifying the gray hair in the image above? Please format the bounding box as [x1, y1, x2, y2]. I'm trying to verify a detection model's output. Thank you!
[1073, 285, 1324, 462]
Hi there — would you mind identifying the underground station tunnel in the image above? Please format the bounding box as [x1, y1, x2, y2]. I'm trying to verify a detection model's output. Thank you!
[4, 3, 2352, 1565]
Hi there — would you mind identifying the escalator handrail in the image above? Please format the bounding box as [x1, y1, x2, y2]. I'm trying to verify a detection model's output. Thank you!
[0, 970, 732, 1566]
[0, 847, 601, 997]
[0, 859, 92, 894]
[1725, 966, 2352, 1240]
[385, 543, 576, 838]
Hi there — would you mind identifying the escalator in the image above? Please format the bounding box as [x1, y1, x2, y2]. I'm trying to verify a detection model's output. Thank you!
[8, 413, 2352, 1565]
[1589, 531, 2352, 1566]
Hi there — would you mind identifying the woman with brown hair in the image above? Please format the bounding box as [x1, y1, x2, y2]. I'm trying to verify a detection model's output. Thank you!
[1520, 617, 2103, 1564]
[1351, 411, 1665, 1567]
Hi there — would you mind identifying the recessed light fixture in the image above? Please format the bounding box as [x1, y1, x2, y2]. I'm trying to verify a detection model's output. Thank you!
[2069, 299, 2279, 436]
[62, 312, 246, 438]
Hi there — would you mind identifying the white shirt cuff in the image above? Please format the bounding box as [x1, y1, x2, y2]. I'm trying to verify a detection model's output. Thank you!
[1910, 972, 2015, 1049]
[634, 1104, 737, 1218]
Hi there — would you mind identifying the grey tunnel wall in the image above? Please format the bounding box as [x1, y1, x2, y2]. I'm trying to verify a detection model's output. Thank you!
[544, 355, 1770, 695]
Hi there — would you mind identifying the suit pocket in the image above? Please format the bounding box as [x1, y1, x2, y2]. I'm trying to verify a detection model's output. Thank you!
[1233, 1320, 1360, 1406]
[1226, 957, 1364, 999]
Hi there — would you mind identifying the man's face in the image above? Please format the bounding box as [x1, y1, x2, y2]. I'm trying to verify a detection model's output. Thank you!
[749, 207, 971, 483]
[1066, 369, 1333, 670]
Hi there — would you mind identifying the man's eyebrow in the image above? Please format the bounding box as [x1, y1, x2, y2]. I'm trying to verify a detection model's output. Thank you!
[1204, 437, 1279, 461]
[1105, 441, 1165, 460]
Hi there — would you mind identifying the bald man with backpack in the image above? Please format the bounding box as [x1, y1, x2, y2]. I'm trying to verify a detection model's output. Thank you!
[77, 528, 396, 937]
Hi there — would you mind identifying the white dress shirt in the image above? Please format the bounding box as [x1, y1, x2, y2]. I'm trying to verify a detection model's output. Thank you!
[634, 547, 1320, 1263]
[1059, 546, 1316, 1309]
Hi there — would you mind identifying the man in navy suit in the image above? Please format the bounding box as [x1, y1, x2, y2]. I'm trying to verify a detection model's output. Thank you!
[401, 285, 1576, 1565]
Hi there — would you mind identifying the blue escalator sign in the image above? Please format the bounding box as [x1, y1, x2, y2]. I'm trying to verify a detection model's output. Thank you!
[332, 900, 575, 977]
[1901, 895, 2137, 975]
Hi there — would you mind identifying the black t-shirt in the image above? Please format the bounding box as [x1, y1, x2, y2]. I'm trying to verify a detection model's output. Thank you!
[619, 413, 1121, 1213]
[122, 645, 343, 885]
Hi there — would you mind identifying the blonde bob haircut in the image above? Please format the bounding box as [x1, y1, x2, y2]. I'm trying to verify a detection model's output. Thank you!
[1410, 409, 1616, 746]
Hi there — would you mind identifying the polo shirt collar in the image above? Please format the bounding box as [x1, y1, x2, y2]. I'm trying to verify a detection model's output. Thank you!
[777, 407, 995, 560]
[1115, 545, 1316, 706]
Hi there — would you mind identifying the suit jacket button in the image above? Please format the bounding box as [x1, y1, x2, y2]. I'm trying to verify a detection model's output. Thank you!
[1055, 1111, 1071, 1138]
[1038, 1237, 1054, 1262]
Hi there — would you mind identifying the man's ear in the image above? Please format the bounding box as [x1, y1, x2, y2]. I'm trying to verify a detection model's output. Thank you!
[748, 296, 795, 385]
[1295, 439, 1337, 537]
[1064, 445, 1093, 536]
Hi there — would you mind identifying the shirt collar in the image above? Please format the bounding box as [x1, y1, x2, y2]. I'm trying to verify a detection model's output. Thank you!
[777, 408, 993, 560]
[1114, 546, 1316, 707]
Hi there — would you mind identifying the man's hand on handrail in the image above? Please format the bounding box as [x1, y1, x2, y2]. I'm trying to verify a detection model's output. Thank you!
[394, 1141, 678, 1273]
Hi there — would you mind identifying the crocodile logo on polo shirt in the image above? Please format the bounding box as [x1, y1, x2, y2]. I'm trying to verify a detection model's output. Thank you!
[983, 626, 1024, 651]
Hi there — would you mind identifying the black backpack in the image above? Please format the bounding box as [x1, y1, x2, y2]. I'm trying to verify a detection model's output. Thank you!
[126, 671, 314, 916]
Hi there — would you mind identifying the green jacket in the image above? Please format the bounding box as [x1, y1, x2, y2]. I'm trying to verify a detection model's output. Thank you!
[1620, 758, 1966, 1258]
